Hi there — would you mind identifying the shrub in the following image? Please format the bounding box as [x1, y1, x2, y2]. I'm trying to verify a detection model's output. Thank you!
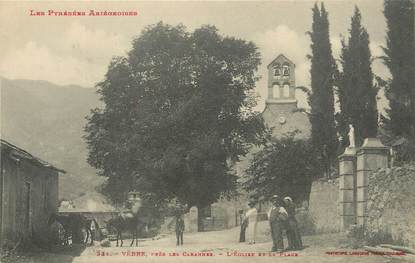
[394, 139, 415, 166]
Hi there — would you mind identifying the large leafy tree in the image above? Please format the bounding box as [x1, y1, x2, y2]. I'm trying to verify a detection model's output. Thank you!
[243, 133, 320, 204]
[337, 7, 379, 147]
[382, 0, 415, 139]
[85, 23, 267, 210]
[307, 3, 338, 174]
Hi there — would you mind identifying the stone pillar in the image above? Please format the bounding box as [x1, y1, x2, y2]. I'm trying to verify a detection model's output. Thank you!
[356, 138, 389, 226]
[339, 147, 357, 230]
[185, 206, 198, 232]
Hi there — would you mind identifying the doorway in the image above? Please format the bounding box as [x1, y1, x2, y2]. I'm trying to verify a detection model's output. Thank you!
[23, 182, 32, 238]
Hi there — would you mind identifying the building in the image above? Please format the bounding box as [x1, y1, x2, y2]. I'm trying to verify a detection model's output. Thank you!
[194, 54, 311, 231]
[262, 54, 310, 138]
[0, 139, 65, 247]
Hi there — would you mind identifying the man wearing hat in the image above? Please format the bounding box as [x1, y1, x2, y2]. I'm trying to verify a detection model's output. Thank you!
[268, 195, 288, 252]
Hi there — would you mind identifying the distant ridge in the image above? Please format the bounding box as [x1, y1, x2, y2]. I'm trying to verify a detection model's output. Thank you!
[1, 77, 105, 200]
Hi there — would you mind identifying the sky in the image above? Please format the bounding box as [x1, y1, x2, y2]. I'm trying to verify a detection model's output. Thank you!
[0, 0, 389, 111]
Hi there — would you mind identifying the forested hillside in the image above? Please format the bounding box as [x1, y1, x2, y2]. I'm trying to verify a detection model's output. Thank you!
[1, 77, 105, 200]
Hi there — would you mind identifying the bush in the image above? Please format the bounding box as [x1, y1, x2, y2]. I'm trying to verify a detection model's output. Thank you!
[243, 133, 320, 204]
[394, 139, 415, 166]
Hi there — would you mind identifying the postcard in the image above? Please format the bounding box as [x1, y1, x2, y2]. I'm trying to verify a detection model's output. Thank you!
[1, 1, 414, 262]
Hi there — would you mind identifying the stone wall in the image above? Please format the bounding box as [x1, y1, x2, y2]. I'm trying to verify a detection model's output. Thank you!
[365, 165, 415, 247]
[160, 207, 198, 234]
[308, 179, 340, 233]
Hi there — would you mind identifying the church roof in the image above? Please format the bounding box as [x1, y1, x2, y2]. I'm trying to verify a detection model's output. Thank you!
[267, 54, 295, 69]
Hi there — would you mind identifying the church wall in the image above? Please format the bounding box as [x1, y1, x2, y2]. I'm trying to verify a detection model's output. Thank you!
[262, 108, 310, 139]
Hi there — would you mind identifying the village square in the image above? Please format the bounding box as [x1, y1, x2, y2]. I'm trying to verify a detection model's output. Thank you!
[1, 1, 414, 262]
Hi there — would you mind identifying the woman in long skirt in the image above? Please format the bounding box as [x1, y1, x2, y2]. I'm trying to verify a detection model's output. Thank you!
[245, 201, 258, 244]
[283, 196, 303, 250]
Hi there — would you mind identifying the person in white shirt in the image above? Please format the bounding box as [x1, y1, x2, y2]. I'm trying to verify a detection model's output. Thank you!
[245, 201, 258, 244]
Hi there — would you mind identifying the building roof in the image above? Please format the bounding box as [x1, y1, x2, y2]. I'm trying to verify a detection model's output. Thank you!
[267, 54, 295, 69]
[59, 192, 116, 212]
[0, 139, 65, 173]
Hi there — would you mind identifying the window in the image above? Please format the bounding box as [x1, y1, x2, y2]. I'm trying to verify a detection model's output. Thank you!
[274, 64, 281, 77]
[283, 64, 290, 76]
[283, 83, 290, 97]
[201, 205, 212, 218]
[273, 84, 280, 98]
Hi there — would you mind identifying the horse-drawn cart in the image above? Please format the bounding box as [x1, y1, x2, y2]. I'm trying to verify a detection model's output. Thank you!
[52, 211, 118, 246]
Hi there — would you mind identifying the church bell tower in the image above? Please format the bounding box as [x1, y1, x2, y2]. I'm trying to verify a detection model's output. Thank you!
[266, 54, 296, 104]
[262, 54, 310, 138]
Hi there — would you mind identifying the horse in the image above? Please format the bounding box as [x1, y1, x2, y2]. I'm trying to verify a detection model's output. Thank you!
[48, 213, 94, 246]
[80, 217, 95, 246]
[106, 212, 146, 247]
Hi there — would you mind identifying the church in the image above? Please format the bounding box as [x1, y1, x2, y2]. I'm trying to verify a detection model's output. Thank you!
[262, 54, 310, 139]
[191, 54, 311, 232]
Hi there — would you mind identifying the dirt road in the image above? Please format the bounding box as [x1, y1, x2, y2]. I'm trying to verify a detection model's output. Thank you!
[70, 224, 405, 263]
[3, 223, 410, 263]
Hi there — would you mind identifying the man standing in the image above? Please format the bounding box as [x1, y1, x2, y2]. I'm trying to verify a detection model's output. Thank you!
[268, 195, 288, 252]
[175, 214, 185, 246]
[239, 214, 248, 242]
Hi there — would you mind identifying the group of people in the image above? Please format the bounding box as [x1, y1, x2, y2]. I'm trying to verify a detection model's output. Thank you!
[175, 195, 302, 250]
[269, 195, 303, 251]
[240, 195, 303, 252]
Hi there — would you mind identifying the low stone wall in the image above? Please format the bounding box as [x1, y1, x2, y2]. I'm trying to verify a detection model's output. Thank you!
[366, 165, 415, 247]
[210, 199, 247, 229]
[308, 179, 340, 233]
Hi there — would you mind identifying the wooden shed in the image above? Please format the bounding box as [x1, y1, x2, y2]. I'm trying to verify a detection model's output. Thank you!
[0, 139, 65, 247]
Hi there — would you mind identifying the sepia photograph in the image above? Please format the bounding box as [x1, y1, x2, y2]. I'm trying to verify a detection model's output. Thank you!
[0, 0, 414, 262]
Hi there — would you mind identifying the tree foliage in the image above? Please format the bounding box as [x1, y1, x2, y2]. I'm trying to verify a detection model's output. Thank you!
[382, 0, 415, 139]
[337, 7, 379, 147]
[84, 22, 267, 208]
[243, 132, 320, 204]
[308, 3, 338, 170]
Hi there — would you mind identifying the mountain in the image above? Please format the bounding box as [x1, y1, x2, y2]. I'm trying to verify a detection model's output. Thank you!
[0, 77, 106, 200]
